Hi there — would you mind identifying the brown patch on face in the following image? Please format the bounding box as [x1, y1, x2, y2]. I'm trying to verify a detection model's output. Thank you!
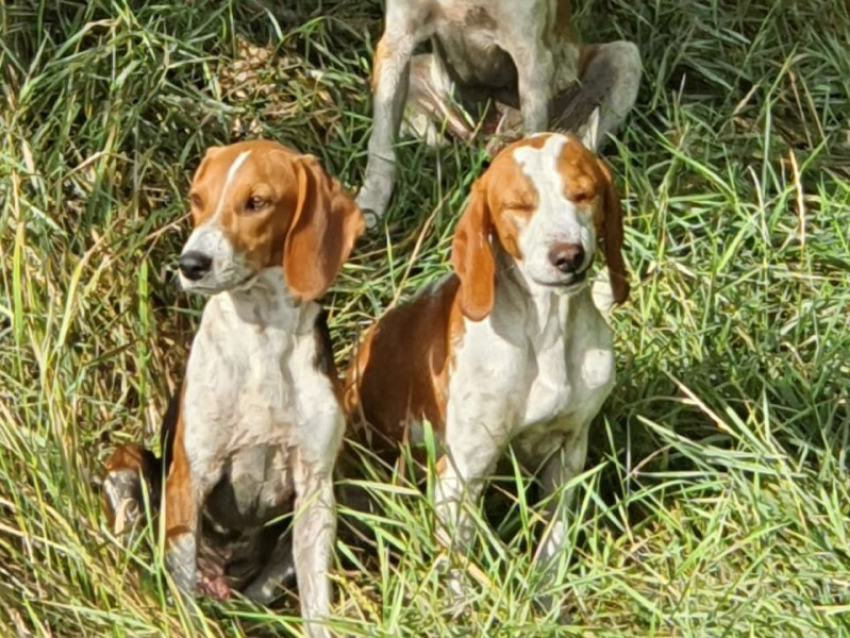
[555, 134, 603, 205]
[344, 276, 465, 455]
[454, 135, 548, 269]
[549, 133, 630, 303]
[189, 140, 300, 273]
[555, 133, 631, 303]
[456, 133, 629, 305]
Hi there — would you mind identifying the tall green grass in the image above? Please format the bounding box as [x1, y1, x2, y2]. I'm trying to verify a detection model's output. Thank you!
[1, 0, 848, 635]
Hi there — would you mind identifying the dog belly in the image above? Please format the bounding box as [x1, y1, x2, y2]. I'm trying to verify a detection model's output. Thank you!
[434, 24, 516, 91]
[204, 444, 295, 529]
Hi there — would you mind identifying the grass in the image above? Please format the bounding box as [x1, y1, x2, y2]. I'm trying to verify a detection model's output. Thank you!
[1, 0, 849, 635]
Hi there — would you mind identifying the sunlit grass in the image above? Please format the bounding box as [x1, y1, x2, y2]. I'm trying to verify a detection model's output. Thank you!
[1, 0, 849, 635]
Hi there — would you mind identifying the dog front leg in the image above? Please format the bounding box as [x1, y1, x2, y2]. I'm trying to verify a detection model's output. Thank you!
[533, 426, 591, 613]
[163, 440, 202, 596]
[503, 36, 556, 133]
[292, 469, 336, 638]
[434, 431, 503, 602]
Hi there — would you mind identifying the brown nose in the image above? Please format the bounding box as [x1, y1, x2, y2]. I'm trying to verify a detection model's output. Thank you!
[548, 242, 585, 274]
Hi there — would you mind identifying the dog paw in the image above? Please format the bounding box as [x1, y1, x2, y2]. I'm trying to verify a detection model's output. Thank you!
[355, 183, 392, 230]
[197, 573, 232, 600]
[102, 469, 144, 535]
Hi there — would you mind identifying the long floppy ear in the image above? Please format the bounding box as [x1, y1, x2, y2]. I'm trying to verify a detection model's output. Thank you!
[594, 158, 630, 305]
[284, 155, 365, 301]
[450, 180, 495, 321]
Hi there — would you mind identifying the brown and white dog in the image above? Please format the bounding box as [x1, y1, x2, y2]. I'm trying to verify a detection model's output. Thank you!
[356, 0, 642, 225]
[102, 140, 364, 637]
[345, 126, 628, 598]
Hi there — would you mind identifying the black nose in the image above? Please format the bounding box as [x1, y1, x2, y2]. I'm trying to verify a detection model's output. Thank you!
[178, 251, 212, 281]
[548, 243, 585, 274]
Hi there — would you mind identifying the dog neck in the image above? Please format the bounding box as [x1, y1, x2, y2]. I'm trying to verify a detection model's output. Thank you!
[492, 246, 592, 343]
[218, 267, 315, 331]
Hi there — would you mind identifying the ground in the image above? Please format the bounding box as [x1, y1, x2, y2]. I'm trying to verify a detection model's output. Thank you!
[0, 0, 849, 636]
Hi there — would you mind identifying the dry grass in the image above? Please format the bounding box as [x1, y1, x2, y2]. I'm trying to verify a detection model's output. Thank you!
[1, 0, 849, 635]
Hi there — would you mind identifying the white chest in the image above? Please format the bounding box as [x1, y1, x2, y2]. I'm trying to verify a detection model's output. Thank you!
[448, 287, 616, 463]
[178, 271, 341, 525]
[184, 294, 298, 456]
[523, 328, 615, 427]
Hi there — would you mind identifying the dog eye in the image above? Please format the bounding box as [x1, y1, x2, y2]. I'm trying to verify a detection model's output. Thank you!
[190, 194, 203, 209]
[245, 196, 266, 212]
[571, 190, 596, 205]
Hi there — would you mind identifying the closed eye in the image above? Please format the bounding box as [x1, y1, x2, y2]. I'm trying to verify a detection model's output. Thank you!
[505, 202, 535, 212]
[189, 193, 203, 209]
[571, 186, 599, 205]
[572, 191, 594, 205]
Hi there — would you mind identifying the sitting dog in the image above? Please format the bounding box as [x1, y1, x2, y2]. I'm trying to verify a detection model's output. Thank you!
[356, 0, 642, 225]
[102, 140, 364, 637]
[345, 126, 629, 598]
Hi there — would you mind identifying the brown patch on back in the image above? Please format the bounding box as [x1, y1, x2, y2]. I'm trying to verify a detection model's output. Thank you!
[344, 276, 465, 455]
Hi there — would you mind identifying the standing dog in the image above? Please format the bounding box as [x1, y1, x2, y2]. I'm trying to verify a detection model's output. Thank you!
[346, 126, 628, 599]
[356, 0, 641, 226]
[103, 140, 364, 637]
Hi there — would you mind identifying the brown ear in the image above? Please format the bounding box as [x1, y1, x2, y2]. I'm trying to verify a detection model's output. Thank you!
[595, 158, 630, 305]
[450, 180, 496, 321]
[284, 155, 365, 301]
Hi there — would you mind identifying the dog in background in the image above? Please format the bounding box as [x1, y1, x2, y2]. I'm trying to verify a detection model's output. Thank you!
[356, 0, 641, 226]
[103, 140, 364, 638]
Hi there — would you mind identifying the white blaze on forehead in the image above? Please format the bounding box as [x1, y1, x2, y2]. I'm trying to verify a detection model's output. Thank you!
[512, 134, 569, 206]
[212, 150, 252, 220]
[180, 149, 254, 288]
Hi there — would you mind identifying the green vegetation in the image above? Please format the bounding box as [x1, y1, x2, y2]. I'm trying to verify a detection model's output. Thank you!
[1, 0, 848, 635]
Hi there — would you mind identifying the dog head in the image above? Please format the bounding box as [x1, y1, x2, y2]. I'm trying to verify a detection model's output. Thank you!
[179, 140, 364, 300]
[451, 128, 630, 320]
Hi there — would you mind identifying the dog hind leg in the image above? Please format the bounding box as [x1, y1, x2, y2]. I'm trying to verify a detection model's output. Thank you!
[552, 41, 642, 150]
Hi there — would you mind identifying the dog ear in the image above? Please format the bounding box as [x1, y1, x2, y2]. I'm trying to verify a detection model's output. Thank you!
[594, 157, 630, 305]
[578, 107, 601, 151]
[284, 155, 365, 301]
[451, 180, 496, 321]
